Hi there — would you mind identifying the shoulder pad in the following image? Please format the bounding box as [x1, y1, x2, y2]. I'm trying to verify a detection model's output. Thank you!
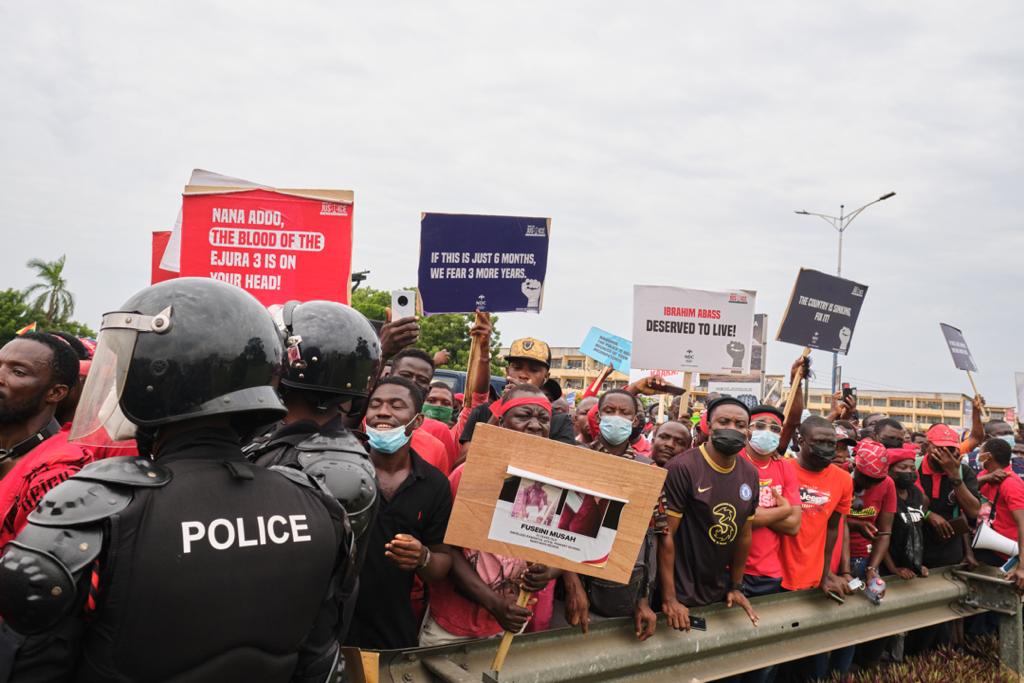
[0, 543, 78, 634]
[269, 465, 318, 491]
[29, 479, 133, 527]
[73, 456, 171, 488]
[12, 522, 102, 573]
[295, 431, 367, 457]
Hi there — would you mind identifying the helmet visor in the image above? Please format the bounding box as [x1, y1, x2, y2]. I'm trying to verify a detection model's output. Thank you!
[69, 326, 139, 448]
[70, 306, 172, 448]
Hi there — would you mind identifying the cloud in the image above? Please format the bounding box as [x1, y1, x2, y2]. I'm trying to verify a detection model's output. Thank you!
[1, 1, 1020, 403]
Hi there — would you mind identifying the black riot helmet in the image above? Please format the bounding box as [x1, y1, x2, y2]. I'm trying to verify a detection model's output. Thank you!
[71, 278, 286, 447]
[273, 300, 381, 409]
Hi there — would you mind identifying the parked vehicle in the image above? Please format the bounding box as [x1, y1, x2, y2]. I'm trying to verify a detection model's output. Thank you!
[432, 368, 506, 399]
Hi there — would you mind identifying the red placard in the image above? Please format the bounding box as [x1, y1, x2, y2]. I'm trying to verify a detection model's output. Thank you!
[179, 188, 353, 305]
[151, 230, 179, 284]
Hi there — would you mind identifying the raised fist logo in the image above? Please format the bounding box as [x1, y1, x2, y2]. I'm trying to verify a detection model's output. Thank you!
[521, 279, 542, 310]
[838, 326, 852, 352]
[726, 340, 746, 368]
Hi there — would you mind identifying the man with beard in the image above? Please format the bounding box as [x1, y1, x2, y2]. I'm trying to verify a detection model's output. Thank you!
[660, 397, 760, 633]
[0, 332, 91, 548]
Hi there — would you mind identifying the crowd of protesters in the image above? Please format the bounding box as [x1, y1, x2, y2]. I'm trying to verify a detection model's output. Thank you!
[0, 296, 1022, 683]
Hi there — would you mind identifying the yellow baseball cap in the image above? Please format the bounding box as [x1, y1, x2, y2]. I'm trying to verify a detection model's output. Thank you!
[505, 337, 551, 367]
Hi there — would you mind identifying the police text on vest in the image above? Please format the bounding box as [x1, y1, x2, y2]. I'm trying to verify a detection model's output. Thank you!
[181, 515, 312, 553]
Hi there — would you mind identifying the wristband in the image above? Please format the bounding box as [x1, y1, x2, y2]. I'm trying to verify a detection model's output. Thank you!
[731, 582, 743, 592]
[418, 547, 432, 569]
[949, 478, 963, 488]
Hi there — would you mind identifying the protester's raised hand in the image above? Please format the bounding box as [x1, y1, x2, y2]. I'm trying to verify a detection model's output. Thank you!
[927, 511, 955, 540]
[468, 311, 492, 341]
[789, 354, 809, 382]
[662, 598, 691, 632]
[380, 307, 420, 359]
[433, 349, 451, 367]
[973, 394, 986, 413]
[726, 589, 759, 627]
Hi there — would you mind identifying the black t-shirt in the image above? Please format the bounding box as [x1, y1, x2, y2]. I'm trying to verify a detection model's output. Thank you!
[890, 486, 926, 572]
[918, 462, 980, 567]
[663, 446, 759, 607]
[345, 450, 452, 650]
[460, 402, 575, 445]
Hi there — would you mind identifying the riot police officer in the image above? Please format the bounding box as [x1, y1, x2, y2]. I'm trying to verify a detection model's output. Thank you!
[246, 299, 380, 640]
[0, 278, 350, 683]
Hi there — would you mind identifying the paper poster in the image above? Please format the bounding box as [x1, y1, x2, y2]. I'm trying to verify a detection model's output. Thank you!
[706, 381, 763, 409]
[417, 213, 550, 314]
[580, 327, 632, 374]
[940, 323, 979, 372]
[151, 231, 178, 284]
[488, 466, 626, 567]
[178, 187, 354, 306]
[776, 269, 868, 354]
[632, 285, 757, 374]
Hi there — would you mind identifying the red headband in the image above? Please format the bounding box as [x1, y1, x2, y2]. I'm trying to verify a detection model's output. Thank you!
[491, 396, 552, 418]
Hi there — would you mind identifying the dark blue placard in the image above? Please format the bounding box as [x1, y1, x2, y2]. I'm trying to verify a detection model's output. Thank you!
[776, 269, 868, 355]
[418, 213, 550, 314]
[939, 323, 978, 372]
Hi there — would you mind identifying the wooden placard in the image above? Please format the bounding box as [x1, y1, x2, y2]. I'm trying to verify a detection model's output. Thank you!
[444, 424, 666, 584]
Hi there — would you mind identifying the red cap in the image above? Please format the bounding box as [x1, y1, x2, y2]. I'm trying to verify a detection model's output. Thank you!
[926, 423, 959, 448]
[855, 439, 890, 478]
[886, 447, 916, 466]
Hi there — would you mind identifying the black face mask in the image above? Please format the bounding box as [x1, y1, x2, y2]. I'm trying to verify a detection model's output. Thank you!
[880, 437, 903, 449]
[710, 428, 746, 456]
[805, 443, 837, 470]
[892, 471, 918, 490]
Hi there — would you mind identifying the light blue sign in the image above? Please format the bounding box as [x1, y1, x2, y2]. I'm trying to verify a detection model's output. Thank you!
[580, 327, 632, 374]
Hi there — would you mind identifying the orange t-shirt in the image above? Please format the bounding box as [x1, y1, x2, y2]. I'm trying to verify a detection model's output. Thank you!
[780, 460, 853, 591]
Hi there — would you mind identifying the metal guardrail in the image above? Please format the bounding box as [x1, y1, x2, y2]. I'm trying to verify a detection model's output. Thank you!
[356, 566, 1021, 682]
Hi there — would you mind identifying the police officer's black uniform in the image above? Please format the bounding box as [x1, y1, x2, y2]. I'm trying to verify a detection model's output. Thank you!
[0, 278, 351, 683]
[246, 300, 381, 642]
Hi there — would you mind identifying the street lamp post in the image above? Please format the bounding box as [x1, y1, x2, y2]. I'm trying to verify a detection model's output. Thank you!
[794, 191, 895, 395]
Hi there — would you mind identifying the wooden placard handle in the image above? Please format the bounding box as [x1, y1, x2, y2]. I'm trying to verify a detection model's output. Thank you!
[965, 371, 991, 422]
[782, 348, 811, 424]
[490, 588, 533, 673]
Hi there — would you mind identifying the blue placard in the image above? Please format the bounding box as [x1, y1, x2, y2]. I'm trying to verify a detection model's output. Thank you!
[580, 327, 632, 374]
[418, 213, 550, 314]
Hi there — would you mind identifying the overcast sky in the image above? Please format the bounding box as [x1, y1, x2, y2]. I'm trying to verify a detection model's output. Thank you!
[2, 2, 1021, 404]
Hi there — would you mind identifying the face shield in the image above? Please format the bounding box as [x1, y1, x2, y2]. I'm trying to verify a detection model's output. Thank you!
[70, 307, 172, 449]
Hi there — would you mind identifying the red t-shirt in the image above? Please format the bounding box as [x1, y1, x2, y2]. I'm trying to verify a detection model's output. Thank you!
[421, 417, 458, 472]
[780, 460, 853, 590]
[848, 476, 897, 559]
[410, 430, 450, 475]
[740, 450, 801, 579]
[428, 465, 554, 637]
[981, 465, 1024, 547]
[0, 429, 93, 549]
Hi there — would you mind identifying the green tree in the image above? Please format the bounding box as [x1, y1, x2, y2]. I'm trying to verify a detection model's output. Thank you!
[24, 255, 74, 324]
[0, 282, 96, 347]
[350, 286, 503, 374]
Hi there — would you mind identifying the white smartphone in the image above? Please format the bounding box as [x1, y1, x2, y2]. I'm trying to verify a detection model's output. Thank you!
[391, 290, 417, 320]
[846, 577, 864, 591]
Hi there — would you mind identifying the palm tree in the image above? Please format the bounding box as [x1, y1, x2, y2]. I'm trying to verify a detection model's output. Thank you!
[24, 255, 75, 324]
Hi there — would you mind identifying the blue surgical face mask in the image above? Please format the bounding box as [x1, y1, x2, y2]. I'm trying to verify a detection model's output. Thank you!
[1000, 434, 1016, 449]
[366, 417, 416, 454]
[599, 415, 634, 446]
[750, 429, 781, 455]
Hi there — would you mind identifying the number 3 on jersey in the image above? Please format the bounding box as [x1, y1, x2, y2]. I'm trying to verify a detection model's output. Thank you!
[708, 502, 738, 545]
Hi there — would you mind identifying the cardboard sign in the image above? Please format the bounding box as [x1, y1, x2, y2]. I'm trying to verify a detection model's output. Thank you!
[939, 323, 978, 372]
[776, 269, 868, 354]
[445, 424, 666, 583]
[179, 186, 354, 306]
[706, 381, 763, 409]
[417, 213, 550, 314]
[632, 285, 757, 374]
[151, 231, 179, 284]
[580, 327, 632, 374]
